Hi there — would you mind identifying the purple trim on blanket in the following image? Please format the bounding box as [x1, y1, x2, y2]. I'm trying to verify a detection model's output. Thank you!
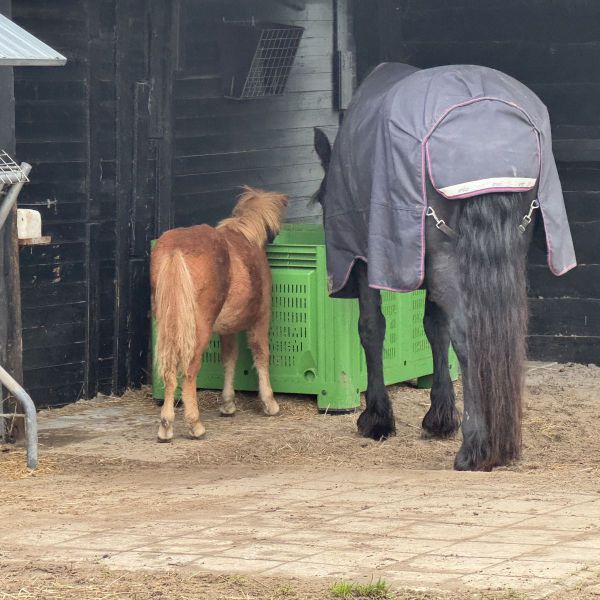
[328, 255, 417, 296]
[553, 261, 577, 276]
[425, 141, 439, 192]
[370, 283, 416, 293]
[328, 255, 368, 296]
[535, 132, 575, 276]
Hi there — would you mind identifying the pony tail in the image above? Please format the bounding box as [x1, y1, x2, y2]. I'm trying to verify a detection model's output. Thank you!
[154, 251, 197, 383]
[457, 193, 528, 469]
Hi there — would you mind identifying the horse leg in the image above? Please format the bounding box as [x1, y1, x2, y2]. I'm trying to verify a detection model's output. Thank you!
[157, 376, 177, 442]
[421, 295, 460, 438]
[248, 323, 279, 416]
[425, 251, 488, 470]
[355, 261, 395, 440]
[447, 314, 490, 470]
[219, 334, 238, 416]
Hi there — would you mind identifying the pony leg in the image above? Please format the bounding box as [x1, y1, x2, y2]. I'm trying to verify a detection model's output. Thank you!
[219, 334, 238, 416]
[248, 324, 279, 416]
[181, 330, 211, 439]
[421, 295, 460, 438]
[157, 376, 177, 442]
[181, 368, 205, 439]
[355, 261, 395, 440]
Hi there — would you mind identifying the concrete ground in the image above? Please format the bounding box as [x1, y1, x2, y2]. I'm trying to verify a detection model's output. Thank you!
[4, 465, 600, 597]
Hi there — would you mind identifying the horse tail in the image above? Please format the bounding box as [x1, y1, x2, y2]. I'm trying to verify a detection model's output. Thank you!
[153, 250, 197, 383]
[457, 192, 529, 469]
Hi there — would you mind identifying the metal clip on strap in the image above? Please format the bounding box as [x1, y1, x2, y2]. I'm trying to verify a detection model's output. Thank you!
[426, 206, 458, 240]
[428, 198, 540, 240]
[518, 199, 540, 234]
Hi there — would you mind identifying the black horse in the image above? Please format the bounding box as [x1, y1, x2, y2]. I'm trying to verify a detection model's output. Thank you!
[313, 63, 576, 472]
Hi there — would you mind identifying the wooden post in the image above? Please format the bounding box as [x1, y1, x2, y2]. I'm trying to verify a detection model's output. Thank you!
[334, 0, 356, 111]
[6, 205, 24, 441]
[0, 0, 22, 441]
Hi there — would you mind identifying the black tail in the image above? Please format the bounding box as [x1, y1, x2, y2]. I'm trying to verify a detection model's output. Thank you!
[457, 193, 529, 468]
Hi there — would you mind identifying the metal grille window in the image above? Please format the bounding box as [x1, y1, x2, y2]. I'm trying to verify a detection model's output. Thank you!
[221, 20, 304, 100]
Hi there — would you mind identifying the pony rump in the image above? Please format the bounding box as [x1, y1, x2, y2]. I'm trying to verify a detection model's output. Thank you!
[153, 250, 197, 383]
[457, 192, 529, 469]
[217, 186, 288, 246]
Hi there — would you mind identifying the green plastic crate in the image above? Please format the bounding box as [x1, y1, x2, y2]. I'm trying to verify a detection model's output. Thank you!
[152, 224, 458, 411]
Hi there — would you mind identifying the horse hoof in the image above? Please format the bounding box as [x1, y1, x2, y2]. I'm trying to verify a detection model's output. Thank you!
[220, 411, 236, 418]
[157, 436, 172, 444]
[189, 432, 206, 440]
[421, 405, 460, 439]
[357, 409, 396, 440]
[453, 443, 491, 471]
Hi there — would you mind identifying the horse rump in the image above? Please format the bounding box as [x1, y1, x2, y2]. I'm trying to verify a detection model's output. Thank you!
[456, 192, 529, 470]
[152, 250, 197, 385]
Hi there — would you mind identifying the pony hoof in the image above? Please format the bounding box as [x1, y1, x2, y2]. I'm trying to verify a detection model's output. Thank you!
[189, 423, 206, 439]
[263, 403, 280, 417]
[157, 421, 173, 443]
[157, 436, 172, 444]
[357, 409, 396, 440]
[220, 402, 236, 417]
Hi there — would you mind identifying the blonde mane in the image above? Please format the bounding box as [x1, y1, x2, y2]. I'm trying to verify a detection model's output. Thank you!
[217, 186, 288, 246]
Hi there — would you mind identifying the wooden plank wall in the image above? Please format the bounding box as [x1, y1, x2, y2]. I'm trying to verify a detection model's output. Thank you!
[172, 0, 338, 228]
[11, 0, 339, 407]
[353, 0, 600, 364]
[13, 0, 119, 405]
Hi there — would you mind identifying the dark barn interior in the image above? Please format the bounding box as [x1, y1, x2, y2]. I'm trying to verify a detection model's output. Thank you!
[7, 0, 599, 408]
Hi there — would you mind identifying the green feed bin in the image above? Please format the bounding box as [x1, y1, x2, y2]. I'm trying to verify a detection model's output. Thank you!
[152, 224, 458, 412]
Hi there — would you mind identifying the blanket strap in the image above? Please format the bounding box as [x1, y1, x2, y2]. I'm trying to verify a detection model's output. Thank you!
[427, 198, 540, 240]
[426, 206, 458, 240]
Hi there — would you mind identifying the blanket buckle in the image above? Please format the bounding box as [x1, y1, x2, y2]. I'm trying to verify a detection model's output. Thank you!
[518, 199, 540, 233]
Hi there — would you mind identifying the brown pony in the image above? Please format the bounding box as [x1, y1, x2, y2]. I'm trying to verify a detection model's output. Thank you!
[151, 186, 288, 442]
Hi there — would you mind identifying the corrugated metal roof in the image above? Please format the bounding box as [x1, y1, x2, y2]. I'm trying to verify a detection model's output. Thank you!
[0, 13, 66, 66]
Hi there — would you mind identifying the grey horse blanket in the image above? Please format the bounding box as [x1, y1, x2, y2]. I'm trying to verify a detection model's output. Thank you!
[323, 62, 577, 297]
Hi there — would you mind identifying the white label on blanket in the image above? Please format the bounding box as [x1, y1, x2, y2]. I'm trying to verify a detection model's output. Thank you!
[438, 177, 537, 198]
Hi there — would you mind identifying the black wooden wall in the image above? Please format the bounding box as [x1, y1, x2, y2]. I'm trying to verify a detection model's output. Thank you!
[171, 0, 339, 228]
[11, 0, 340, 407]
[353, 0, 600, 364]
[13, 0, 159, 406]
[14, 0, 108, 406]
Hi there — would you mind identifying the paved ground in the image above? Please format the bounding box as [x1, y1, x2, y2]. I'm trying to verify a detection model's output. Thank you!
[3, 464, 600, 597]
[2, 362, 600, 598]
